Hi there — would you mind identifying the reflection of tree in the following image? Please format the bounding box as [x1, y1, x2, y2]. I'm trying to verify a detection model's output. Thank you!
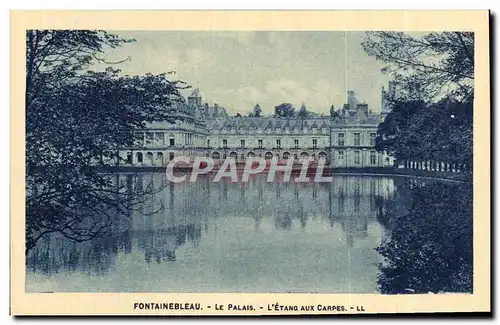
[26, 232, 131, 275]
[376, 177, 412, 232]
[138, 225, 203, 264]
[27, 223, 205, 273]
[376, 181, 472, 294]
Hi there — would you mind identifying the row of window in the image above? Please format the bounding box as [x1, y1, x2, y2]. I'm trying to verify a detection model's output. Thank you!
[220, 127, 328, 134]
[337, 150, 377, 165]
[207, 151, 328, 161]
[140, 132, 198, 147]
[211, 134, 376, 149]
[337, 132, 377, 147]
[130, 151, 175, 164]
[130, 150, 378, 165]
[139, 132, 377, 148]
[213, 138, 320, 149]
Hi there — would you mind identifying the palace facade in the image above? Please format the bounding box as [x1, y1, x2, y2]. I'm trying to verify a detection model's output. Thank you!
[118, 86, 395, 168]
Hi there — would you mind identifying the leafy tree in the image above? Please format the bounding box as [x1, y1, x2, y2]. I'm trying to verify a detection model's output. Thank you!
[274, 103, 295, 118]
[26, 30, 187, 253]
[365, 31, 474, 172]
[363, 31, 474, 101]
[376, 98, 472, 171]
[375, 100, 427, 160]
[253, 103, 262, 117]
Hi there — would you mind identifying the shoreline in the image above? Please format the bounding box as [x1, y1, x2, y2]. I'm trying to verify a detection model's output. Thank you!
[97, 166, 471, 183]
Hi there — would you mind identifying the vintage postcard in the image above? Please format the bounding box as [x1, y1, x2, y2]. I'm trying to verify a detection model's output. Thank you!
[11, 10, 490, 315]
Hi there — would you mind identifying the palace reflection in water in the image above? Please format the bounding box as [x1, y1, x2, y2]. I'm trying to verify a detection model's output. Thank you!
[26, 173, 472, 294]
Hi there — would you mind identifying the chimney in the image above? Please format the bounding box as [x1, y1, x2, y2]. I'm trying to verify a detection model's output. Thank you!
[203, 103, 209, 117]
[356, 103, 369, 115]
[347, 90, 358, 110]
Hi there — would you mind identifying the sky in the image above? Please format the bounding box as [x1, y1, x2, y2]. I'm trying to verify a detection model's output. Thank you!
[94, 31, 391, 115]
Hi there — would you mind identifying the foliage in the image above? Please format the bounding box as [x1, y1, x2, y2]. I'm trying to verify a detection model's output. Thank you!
[253, 103, 262, 117]
[274, 103, 295, 118]
[363, 31, 474, 102]
[364, 31, 474, 170]
[26, 30, 187, 253]
[376, 180, 473, 294]
[376, 97, 472, 169]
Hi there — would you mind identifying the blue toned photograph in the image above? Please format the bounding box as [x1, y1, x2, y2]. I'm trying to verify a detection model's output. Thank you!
[25, 30, 473, 294]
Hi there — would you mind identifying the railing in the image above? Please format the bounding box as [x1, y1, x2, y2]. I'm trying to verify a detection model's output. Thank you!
[398, 160, 470, 173]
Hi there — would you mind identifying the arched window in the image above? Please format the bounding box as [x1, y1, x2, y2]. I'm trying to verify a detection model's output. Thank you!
[212, 152, 220, 159]
[264, 152, 273, 160]
[229, 152, 237, 160]
[137, 152, 143, 163]
[283, 152, 290, 160]
[247, 152, 256, 158]
[146, 152, 154, 165]
[156, 152, 164, 165]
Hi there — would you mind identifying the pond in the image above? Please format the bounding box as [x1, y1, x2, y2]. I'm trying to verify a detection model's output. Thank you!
[26, 173, 473, 294]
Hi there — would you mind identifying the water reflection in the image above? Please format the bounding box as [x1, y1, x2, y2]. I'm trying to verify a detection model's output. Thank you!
[26, 174, 472, 294]
[376, 180, 473, 294]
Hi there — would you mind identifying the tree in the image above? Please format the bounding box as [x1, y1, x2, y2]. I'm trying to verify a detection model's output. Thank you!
[376, 97, 472, 171]
[362, 31, 474, 102]
[253, 103, 262, 117]
[366, 31, 474, 172]
[375, 99, 427, 160]
[274, 103, 295, 118]
[25, 30, 187, 253]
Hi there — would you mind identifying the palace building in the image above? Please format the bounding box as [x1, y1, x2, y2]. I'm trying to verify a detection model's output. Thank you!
[118, 86, 395, 168]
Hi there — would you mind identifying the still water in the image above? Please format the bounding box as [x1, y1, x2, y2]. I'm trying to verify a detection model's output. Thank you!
[26, 173, 473, 294]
